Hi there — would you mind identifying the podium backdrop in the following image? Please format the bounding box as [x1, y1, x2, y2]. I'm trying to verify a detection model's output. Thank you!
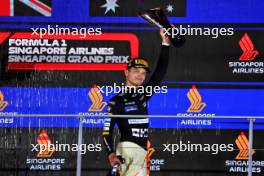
[1, 0, 264, 175]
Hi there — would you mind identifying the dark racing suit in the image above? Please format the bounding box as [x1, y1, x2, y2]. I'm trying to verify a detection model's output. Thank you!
[102, 44, 169, 175]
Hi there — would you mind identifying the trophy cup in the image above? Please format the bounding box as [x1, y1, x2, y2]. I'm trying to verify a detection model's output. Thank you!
[139, 8, 186, 47]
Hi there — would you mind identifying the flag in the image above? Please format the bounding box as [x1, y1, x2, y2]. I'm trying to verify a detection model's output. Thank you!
[90, 0, 186, 17]
[0, 0, 52, 16]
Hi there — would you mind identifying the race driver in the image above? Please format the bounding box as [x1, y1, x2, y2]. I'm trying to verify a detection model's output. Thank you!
[102, 28, 170, 176]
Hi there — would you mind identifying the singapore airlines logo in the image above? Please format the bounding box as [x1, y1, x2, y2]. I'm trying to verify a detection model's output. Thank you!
[37, 130, 55, 157]
[239, 33, 259, 61]
[146, 140, 155, 176]
[235, 132, 255, 160]
[88, 85, 107, 112]
[228, 33, 262, 74]
[146, 140, 155, 160]
[0, 91, 8, 111]
[187, 85, 206, 112]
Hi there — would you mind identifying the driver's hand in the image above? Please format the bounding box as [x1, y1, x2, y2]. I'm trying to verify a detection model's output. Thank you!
[160, 28, 170, 45]
[108, 152, 122, 167]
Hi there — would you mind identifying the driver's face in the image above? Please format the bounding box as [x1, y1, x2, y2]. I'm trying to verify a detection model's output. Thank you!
[125, 67, 147, 86]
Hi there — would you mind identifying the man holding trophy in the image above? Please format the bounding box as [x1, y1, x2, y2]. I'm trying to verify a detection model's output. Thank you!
[102, 8, 185, 176]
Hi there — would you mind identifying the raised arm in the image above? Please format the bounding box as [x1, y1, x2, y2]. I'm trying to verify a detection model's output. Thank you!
[144, 29, 170, 100]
